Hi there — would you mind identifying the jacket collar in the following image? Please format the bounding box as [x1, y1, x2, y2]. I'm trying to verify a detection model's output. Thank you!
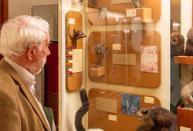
[0, 59, 50, 131]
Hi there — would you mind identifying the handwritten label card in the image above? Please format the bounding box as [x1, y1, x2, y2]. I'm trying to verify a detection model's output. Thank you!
[141, 46, 158, 73]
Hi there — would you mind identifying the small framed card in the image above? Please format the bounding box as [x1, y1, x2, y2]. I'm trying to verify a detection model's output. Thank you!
[122, 94, 140, 115]
[141, 46, 158, 73]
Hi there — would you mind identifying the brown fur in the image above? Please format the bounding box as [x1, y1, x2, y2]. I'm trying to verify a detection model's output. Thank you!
[136, 106, 177, 131]
[185, 27, 193, 55]
[170, 32, 184, 56]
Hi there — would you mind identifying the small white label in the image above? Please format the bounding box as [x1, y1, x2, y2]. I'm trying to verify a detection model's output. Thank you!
[126, 9, 136, 17]
[67, 51, 72, 55]
[68, 60, 73, 63]
[112, 43, 121, 50]
[72, 49, 82, 73]
[108, 114, 117, 121]
[180, 126, 191, 131]
[144, 96, 155, 104]
[68, 18, 75, 25]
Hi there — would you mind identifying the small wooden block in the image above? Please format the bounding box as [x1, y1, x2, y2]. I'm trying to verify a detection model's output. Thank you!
[126, 8, 152, 22]
[67, 73, 82, 92]
[90, 66, 105, 77]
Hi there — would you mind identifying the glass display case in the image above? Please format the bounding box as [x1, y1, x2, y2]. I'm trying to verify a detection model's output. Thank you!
[58, 0, 171, 131]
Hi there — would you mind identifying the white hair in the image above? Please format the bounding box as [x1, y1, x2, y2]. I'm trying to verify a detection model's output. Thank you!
[0, 15, 49, 57]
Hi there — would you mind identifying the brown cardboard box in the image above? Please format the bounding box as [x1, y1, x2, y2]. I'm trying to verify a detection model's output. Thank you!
[90, 66, 105, 77]
[67, 73, 82, 92]
[126, 8, 152, 22]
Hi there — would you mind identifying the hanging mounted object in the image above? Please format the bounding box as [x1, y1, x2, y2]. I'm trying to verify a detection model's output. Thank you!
[170, 32, 184, 57]
[185, 27, 193, 56]
[131, 0, 141, 8]
[69, 29, 87, 49]
[79, 0, 84, 5]
[90, 43, 107, 77]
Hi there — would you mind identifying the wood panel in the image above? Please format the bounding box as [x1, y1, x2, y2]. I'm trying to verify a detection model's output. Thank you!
[177, 107, 193, 130]
[88, 0, 161, 21]
[88, 30, 161, 88]
[174, 56, 193, 65]
[66, 11, 83, 92]
[88, 88, 160, 131]
[66, 11, 83, 49]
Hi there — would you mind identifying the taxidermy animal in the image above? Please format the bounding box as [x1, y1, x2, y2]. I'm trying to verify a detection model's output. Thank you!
[136, 106, 177, 131]
[181, 80, 193, 107]
[170, 32, 184, 57]
[185, 27, 193, 55]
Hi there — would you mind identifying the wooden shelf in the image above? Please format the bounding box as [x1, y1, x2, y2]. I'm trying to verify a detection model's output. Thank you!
[88, 0, 161, 21]
[177, 107, 193, 130]
[174, 56, 193, 64]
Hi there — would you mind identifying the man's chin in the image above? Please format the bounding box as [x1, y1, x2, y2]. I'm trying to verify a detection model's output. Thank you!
[30, 65, 45, 75]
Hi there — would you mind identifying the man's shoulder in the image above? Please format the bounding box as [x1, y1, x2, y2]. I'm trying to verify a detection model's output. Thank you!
[0, 64, 12, 80]
[0, 63, 18, 90]
[0, 59, 14, 79]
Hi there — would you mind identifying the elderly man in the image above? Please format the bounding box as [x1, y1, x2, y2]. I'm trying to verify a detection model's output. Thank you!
[0, 15, 51, 131]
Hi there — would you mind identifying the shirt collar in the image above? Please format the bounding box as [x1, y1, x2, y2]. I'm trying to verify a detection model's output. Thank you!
[4, 57, 36, 86]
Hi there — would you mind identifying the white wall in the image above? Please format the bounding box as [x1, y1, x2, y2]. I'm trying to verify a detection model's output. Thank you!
[58, 0, 83, 131]
[181, 0, 192, 38]
[180, 0, 193, 86]
[9, 0, 57, 18]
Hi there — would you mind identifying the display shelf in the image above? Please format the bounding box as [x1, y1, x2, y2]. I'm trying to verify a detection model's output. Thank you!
[67, 72, 82, 92]
[87, 9, 154, 26]
[173, 56, 193, 65]
[88, 0, 161, 21]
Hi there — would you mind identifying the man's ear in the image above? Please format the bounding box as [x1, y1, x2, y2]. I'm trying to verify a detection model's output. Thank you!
[27, 44, 36, 61]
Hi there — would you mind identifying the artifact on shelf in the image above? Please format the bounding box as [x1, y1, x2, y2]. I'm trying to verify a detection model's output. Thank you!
[170, 31, 184, 57]
[69, 29, 86, 49]
[185, 27, 193, 56]
[71, 0, 84, 6]
[131, 0, 141, 8]
[181, 81, 193, 108]
[79, 0, 84, 5]
[126, 7, 152, 23]
[88, 7, 125, 25]
[137, 106, 177, 131]
[90, 43, 107, 77]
